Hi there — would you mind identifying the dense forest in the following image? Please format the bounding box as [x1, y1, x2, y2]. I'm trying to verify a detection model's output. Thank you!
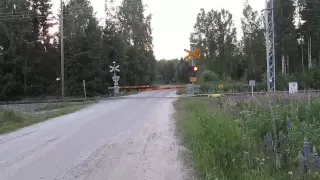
[0, 0, 155, 100]
[160, 0, 320, 90]
[1, 0, 320, 100]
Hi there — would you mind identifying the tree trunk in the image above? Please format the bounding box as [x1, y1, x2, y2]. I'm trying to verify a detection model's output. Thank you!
[308, 37, 312, 69]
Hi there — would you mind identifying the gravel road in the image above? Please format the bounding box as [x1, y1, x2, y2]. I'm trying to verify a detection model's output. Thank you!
[0, 90, 192, 180]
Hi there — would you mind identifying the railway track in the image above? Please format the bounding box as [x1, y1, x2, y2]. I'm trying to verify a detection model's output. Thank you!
[1, 90, 319, 105]
[0, 98, 92, 105]
[198, 90, 320, 97]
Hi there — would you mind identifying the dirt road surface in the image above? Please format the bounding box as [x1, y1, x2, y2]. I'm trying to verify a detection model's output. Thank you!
[0, 90, 192, 180]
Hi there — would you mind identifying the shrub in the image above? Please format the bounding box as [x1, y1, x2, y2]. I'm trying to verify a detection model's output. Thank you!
[2, 109, 24, 123]
[201, 70, 219, 82]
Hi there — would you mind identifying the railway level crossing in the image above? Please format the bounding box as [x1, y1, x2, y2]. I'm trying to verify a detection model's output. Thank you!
[139, 85, 187, 92]
[108, 47, 201, 95]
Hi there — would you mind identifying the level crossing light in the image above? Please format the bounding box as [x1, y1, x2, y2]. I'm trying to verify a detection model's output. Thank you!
[189, 65, 199, 77]
[193, 66, 199, 72]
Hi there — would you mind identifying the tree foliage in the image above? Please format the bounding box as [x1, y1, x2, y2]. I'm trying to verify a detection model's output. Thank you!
[155, 58, 190, 84]
[177, 0, 320, 90]
[0, 0, 156, 100]
[3, 0, 320, 100]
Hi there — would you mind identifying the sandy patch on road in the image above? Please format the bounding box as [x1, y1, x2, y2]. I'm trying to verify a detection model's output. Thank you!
[60, 98, 195, 180]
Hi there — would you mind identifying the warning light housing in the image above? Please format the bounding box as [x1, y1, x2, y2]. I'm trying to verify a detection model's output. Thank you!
[189, 65, 199, 77]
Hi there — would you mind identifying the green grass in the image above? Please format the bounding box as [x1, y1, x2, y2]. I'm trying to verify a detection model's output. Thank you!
[199, 81, 267, 93]
[35, 101, 95, 111]
[174, 94, 320, 180]
[0, 100, 96, 134]
[176, 88, 187, 95]
[120, 89, 139, 95]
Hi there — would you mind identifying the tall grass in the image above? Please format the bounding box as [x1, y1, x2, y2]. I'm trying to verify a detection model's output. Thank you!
[0, 109, 26, 124]
[174, 94, 320, 179]
[35, 100, 96, 111]
[176, 88, 187, 95]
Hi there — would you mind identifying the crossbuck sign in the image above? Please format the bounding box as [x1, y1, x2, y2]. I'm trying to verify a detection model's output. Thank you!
[109, 64, 120, 72]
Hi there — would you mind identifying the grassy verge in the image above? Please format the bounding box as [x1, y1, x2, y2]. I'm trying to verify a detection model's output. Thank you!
[199, 81, 267, 93]
[120, 89, 139, 96]
[174, 94, 320, 180]
[0, 100, 96, 134]
[35, 101, 95, 111]
[176, 88, 187, 95]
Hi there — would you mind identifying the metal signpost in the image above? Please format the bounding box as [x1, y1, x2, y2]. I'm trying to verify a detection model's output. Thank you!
[186, 84, 200, 96]
[186, 84, 194, 96]
[83, 80, 86, 99]
[109, 61, 120, 94]
[184, 44, 200, 96]
[249, 80, 255, 96]
[190, 46, 196, 93]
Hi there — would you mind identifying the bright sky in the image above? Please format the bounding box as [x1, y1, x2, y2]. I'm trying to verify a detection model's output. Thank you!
[52, 0, 265, 60]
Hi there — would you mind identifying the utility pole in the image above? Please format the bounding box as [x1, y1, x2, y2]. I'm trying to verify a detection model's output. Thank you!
[264, 0, 276, 92]
[60, 0, 65, 101]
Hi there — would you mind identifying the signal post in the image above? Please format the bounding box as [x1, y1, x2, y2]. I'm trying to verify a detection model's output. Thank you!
[184, 46, 200, 96]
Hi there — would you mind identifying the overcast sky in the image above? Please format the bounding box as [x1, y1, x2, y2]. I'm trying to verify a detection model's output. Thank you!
[52, 0, 265, 60]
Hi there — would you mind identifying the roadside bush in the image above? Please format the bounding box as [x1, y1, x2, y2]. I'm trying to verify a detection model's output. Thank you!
[201, 70, 219, 82]
[176, 88, 186, 95]
[2, 109, 24, 123]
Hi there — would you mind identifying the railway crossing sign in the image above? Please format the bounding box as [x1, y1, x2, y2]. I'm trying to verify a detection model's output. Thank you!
[110, 61, 120, 94]
[109, 64, 120, 72]
[184, 48, 200, 60]
[249, 80, 255, 87]
[249, 80, 255, 96]
[289, 82, 298, 94]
